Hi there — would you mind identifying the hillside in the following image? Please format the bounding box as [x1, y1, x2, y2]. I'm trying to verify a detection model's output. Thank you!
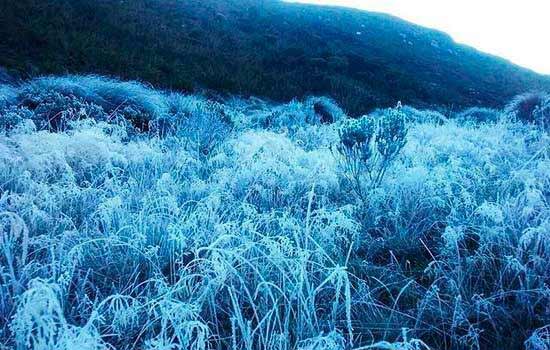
[1, 0, 549, 115]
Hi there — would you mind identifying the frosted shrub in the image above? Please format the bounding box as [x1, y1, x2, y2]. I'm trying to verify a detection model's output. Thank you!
[11, 279, 106, 350]
[401, 106, 448, 125]
[261, 99, 310, 130]
[337, 105, 407, 199]
[339, 116, 375, 149]
[376, 107, 408, 158]
[3, 126, 127, 184]
[151, 93, 209, 137]
[177, 100, 233, 160]
[255, 97, 345, 132]
[17, 75, 170, 132]
[0, 106, 35, 132]
[218, 131, 338, 209]
[28, 92, 108, 131]
[144, 299, 208, 350]
[19, 75, 168, 118]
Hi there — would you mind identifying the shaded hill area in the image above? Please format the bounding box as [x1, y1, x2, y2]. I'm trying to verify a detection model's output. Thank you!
[1, 0, 549, 115]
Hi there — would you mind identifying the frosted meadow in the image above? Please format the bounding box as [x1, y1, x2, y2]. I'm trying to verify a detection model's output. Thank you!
[0, 76, 549, 349]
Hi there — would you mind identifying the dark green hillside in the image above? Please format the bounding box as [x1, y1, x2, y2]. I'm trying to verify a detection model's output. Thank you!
[1, 0, 549, 114]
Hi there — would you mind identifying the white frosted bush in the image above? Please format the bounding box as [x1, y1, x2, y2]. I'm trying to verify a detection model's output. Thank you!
[11, 279, 106, 350]
[176, 100, 233, 159]
[401, 106, 448, 125]
[266, 99, 310, 130]
[0, 106, 35, 132]
[19, 75, 169, 119]
[291, 123, 340, 150]
[251, 96, 346, 132]
[3, 127, 127, 183]
[217, 131, 338, 209]
[475, 201, 504, 225]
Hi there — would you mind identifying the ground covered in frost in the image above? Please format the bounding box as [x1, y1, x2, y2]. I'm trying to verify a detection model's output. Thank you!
[0, 76, 549, 350]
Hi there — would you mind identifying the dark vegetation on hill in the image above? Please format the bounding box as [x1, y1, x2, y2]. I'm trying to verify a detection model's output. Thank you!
[1, 0, 549, 115]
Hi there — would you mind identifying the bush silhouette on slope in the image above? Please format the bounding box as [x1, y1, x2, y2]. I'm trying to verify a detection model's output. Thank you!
[505, 91, 550, 128]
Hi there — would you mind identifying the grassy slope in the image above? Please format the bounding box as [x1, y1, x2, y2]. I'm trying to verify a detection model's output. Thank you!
[1, 0, 549, 115]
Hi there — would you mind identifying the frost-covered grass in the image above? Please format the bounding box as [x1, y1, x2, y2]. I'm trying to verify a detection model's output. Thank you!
[0, 76, 548, 350]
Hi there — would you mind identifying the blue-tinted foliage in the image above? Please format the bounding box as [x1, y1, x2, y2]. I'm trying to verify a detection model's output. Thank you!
[0, 75, 548, 350]
[456, 107, 501, 124]
[505, 91, 550, 128]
